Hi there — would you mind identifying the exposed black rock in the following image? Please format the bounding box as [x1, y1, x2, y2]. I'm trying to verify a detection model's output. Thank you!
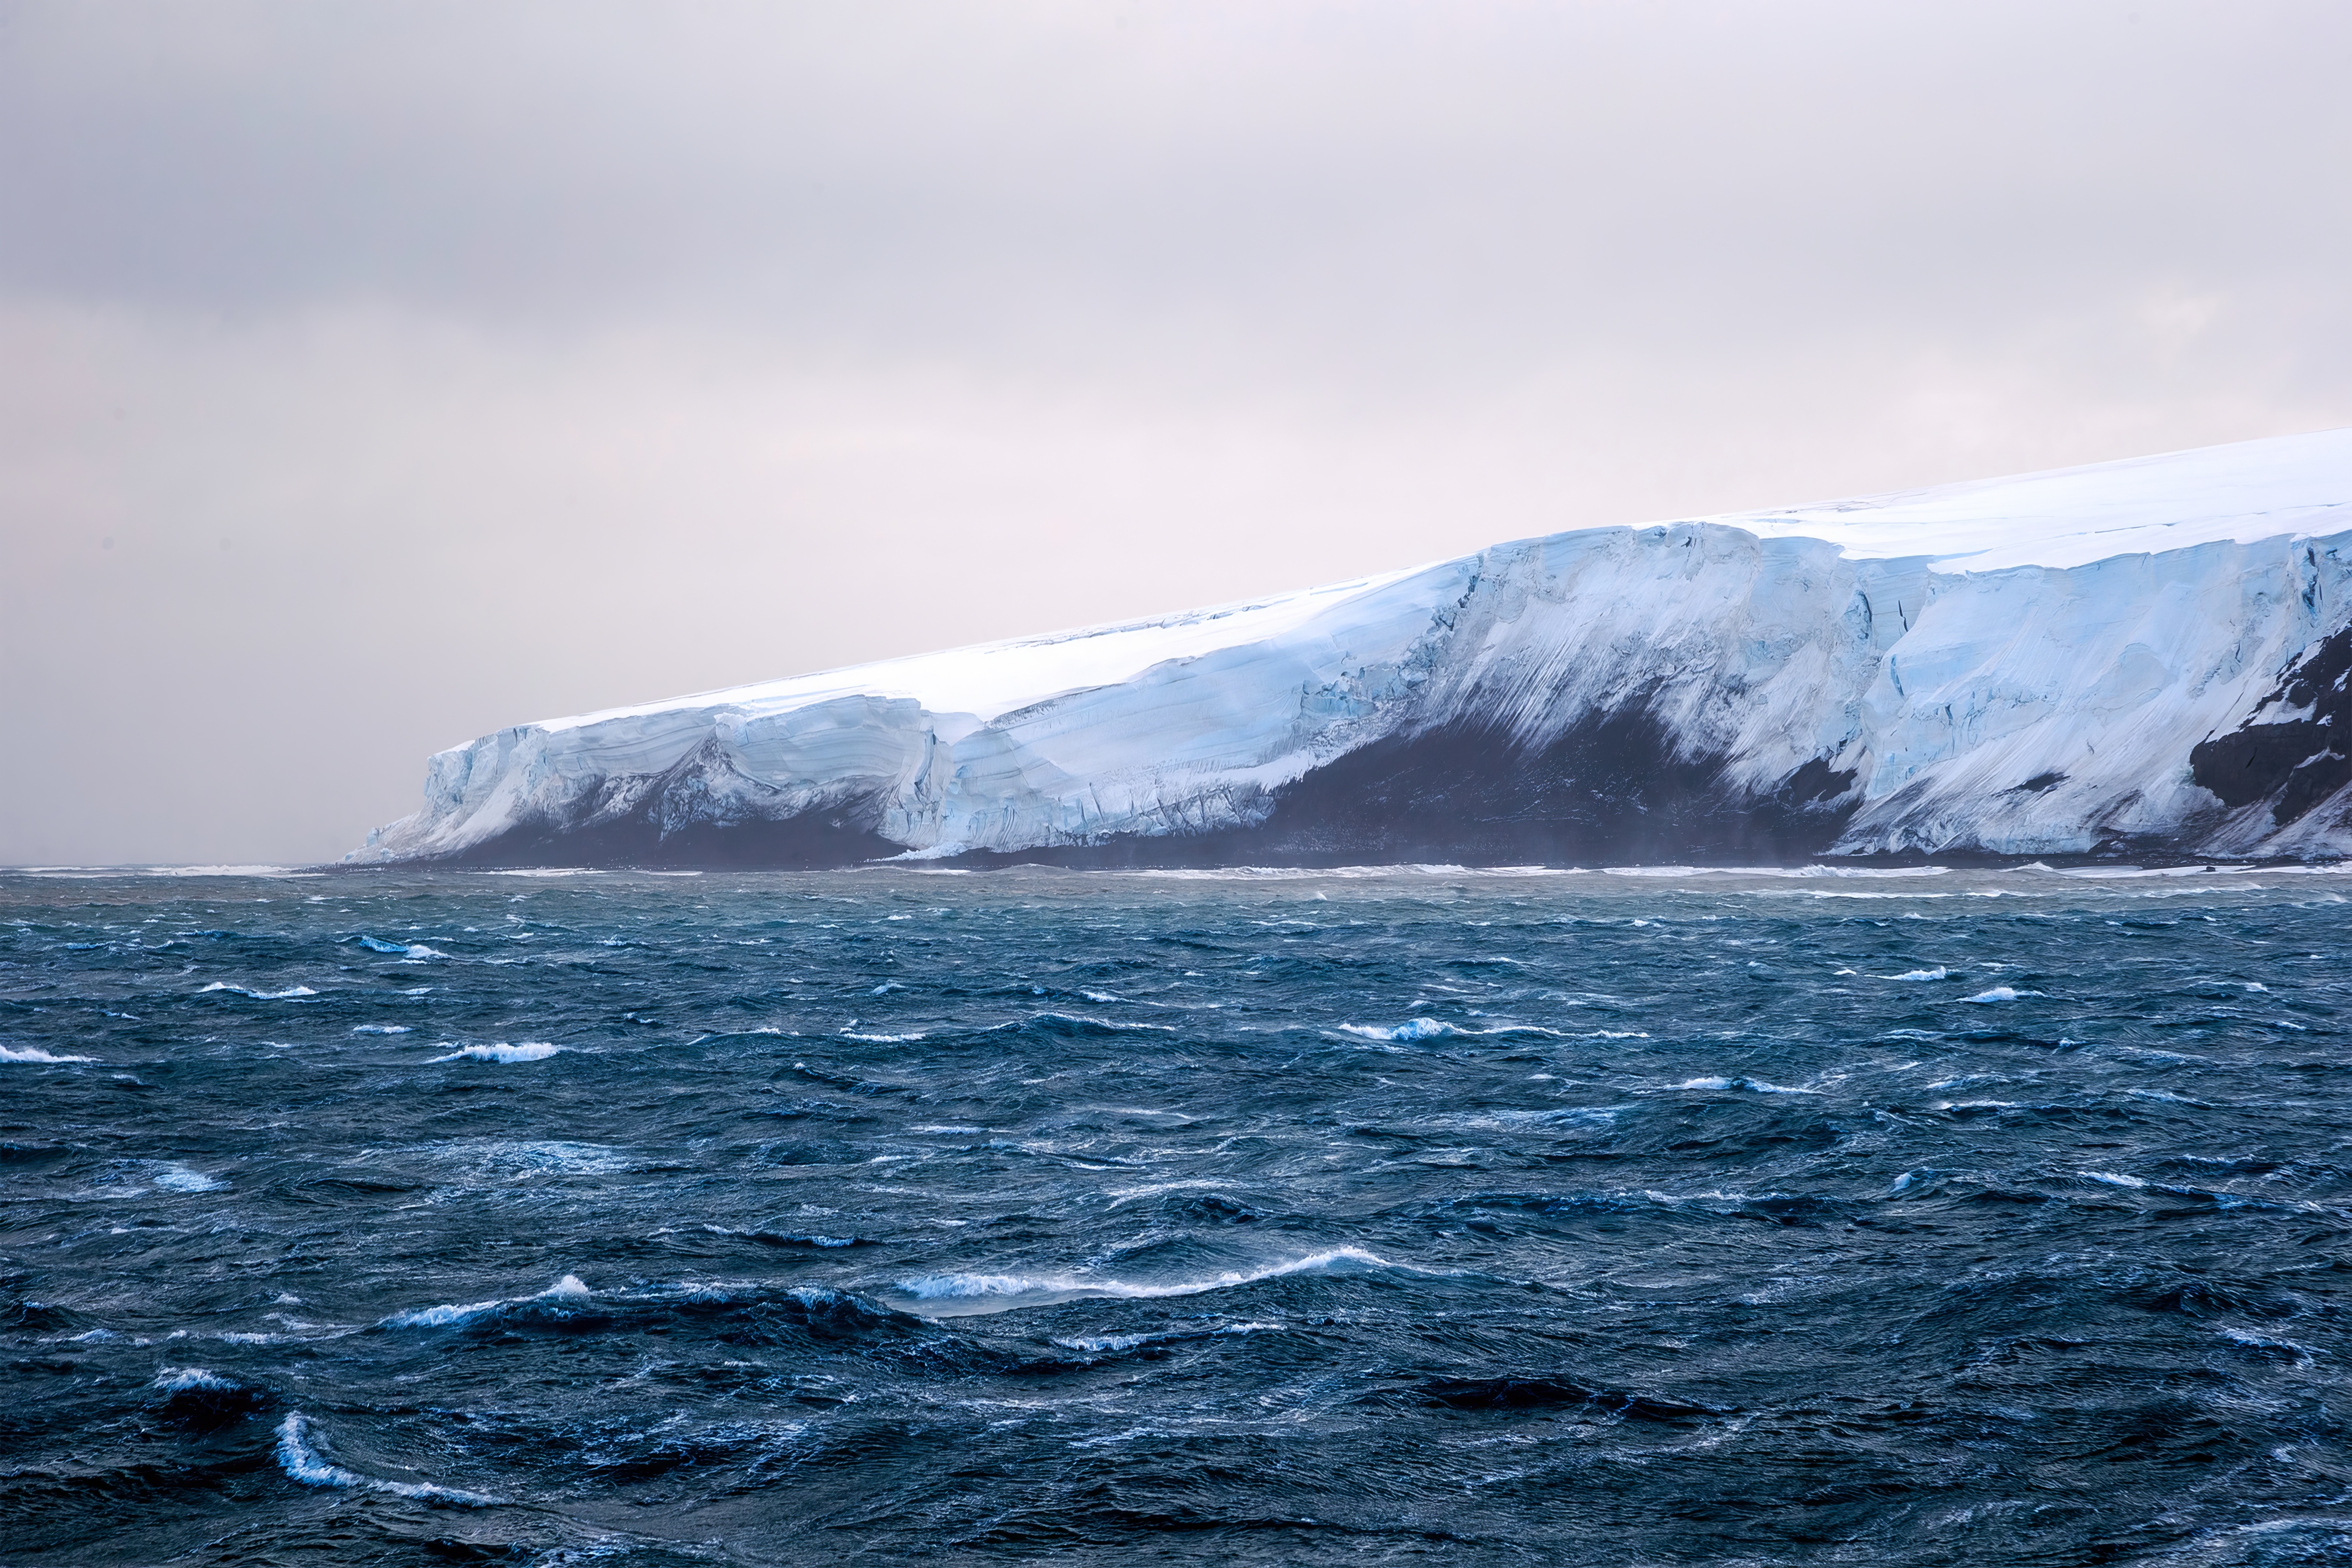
[451, 809, 905, 870]
[2190, 623, 2352, 828]
[967, 698, 1859, 869]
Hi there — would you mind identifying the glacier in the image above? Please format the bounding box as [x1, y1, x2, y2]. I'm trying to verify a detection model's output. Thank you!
[355, 429, 2352, 868]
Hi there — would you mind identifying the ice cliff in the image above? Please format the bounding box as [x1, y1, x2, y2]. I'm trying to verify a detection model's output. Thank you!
[357, 429, 2352, 867]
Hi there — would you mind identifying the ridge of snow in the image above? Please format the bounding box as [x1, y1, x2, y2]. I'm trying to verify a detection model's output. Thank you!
[535, 427, 2352, 734]
[540, 566, 1422, 734]
[1729, 427, 2352, 574]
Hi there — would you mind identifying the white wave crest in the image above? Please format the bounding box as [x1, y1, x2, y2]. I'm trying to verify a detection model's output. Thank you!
[1883, 966, 1949, 981]
[354, 935, 445, 958]
[381, 1273, 591, 1329]
[1053, 1321, 1282, 1353]
[2212, 1325, 2313, 1357]
[153, 1164, 228, 1192]
[888, 1246, 1412, 1318]
[275, 1412, 504, 1505]
[350, 1023, 412, 1035]
[198, 982, 318, 999]
[1339, 1018, 1566, 1043]
[1450, 1105, 1624, 1129]
[1961, 986, 2041, 1003]
[1103, 1178, 1243, 1208]
[429, 1041, 562, 1062]
[1027, 1012, 1175, 1033]
[1670, 1076, 1819, 1095]
[1, 1045, 97, 1063]
[153, 1366, 239, 1392]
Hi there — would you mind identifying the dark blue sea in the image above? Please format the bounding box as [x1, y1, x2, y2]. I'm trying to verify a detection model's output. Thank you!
[5, 864, 2350, 1566]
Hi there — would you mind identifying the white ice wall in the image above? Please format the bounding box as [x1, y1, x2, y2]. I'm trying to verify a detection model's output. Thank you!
[359, 431, 2352, 863]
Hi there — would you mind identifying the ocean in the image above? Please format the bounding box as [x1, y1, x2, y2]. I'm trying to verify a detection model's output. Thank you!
[4, 864, 2349, 1565]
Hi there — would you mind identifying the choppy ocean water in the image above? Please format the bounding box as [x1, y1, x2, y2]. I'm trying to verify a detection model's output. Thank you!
[4, 863, 2351, 1566]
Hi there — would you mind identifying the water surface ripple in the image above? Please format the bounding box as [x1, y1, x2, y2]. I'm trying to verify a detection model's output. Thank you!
[4, 865, 2350, 1565]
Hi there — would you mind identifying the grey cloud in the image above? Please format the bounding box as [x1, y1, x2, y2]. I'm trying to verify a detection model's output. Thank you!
[3, 0, 2351, 864]
[7, 1, 2346, 368]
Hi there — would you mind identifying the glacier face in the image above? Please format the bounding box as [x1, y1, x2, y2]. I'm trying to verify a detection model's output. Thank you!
[357, 429, 2352, 868]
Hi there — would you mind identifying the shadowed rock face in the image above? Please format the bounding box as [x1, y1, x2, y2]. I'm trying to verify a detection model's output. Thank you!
[961, 703, 1858, 869]
[2191, 624, 2352, 831]
[448, 811, 905, 870]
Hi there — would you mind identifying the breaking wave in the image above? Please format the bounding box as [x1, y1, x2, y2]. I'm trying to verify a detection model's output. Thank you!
[353, 935, 449, 958]
[1669, 1076, 1819, 1095]
[886, 1246, 1416, 1317]
[1, 1044, 97, 1063]
[381, 1273, 594, 1329]
[1339, 1018, 1567, 1043]
[429, 1041, 563, 1062]
[275, 1411, 504, 1506]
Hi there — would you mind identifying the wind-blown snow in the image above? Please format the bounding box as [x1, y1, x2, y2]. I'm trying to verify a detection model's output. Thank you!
[357, 429, 2352, 865]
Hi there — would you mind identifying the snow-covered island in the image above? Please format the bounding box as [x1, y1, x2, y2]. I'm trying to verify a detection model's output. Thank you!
[356, 430, 2352, 868]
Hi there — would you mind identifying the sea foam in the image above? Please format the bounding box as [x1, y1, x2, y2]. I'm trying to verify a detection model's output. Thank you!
[275, 1411, 503, 1505]
[1670, 1076, 1819, 1095]
[429, 1041, 563, 1062]
[1339, 1018, 1566, 1043]
[888, 1246, 1411, 1317]
[381, 1273, 592, 1329]
[355, 935, 450, 959]
[153, 1366, 240, 1392]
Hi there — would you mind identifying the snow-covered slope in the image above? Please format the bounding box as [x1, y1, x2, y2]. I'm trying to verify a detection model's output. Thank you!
[356, 429, 2352, 867]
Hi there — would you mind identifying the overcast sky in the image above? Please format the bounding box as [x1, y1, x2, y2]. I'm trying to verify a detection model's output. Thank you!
[4, 0, 2350, 865]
